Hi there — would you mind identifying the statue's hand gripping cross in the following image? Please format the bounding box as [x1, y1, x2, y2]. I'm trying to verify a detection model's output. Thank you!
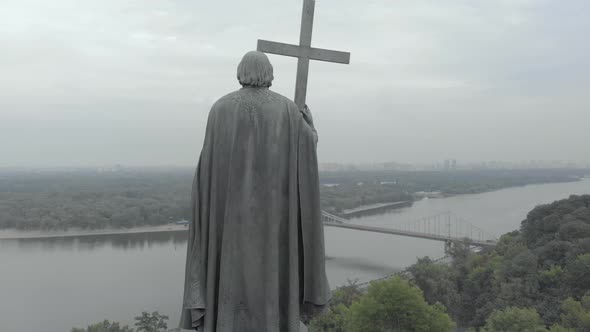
[257, 0, 351, 109]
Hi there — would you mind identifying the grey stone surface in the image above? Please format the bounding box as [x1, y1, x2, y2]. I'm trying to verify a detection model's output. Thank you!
[179, 52, 330, 331]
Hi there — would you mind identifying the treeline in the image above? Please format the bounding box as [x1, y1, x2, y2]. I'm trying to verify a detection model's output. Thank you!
[321, 168, 585, 194]
[0, 169, 191, 230]
[321, 183, 413, 213]
[71, 311, 174, 332]
[0, 168, 586, 231]
[408, 194, 590, 330]
[320, 168, 585, 213]
[310, 194, 590, 331]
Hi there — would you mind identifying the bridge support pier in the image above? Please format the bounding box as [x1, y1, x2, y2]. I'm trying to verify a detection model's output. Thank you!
[444, 240, 453, 255]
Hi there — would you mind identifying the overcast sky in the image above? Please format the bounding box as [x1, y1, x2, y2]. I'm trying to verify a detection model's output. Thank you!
[1, 0, 589, 167]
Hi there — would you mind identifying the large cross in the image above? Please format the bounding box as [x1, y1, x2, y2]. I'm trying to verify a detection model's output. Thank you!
[257, 0, 351, 109]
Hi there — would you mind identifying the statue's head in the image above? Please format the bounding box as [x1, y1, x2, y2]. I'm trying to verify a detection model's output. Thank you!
[237, 51, 274, 88]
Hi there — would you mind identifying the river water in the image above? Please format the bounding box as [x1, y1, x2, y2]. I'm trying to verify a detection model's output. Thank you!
[2, 179, 590, 331]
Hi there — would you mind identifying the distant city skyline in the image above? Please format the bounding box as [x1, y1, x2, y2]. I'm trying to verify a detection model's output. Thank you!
[2, 159, 589, 172]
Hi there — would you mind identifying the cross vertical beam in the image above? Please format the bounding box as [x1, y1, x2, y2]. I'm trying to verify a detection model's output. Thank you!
[295, 0, 315, 108]
[257, 0, 351, 109]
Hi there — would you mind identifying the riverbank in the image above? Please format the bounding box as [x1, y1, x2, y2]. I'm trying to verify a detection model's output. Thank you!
[3, 179, 590, 332]
[0, 223, 188, 240]
[341, 200, 412, 218]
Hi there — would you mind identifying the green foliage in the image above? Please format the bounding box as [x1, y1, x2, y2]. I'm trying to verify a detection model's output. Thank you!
[408, 257, 461, 318]
[330, 280, 364, 307]
[404, 195, 590, 330]
[556, 296, 590, 330]
[0, 170, 191, 230]
[70, 320, 133, 332]
[71, 312, 179, 332]
[308, 303, 350, 332]
[134, 311, 169, 332]
[521, 195, 590, 248]
[482, 307, 547, 332]
[309, 280, 362, 332]
[547, 325, 575, 332]
[0, 168, 584, 230]
[564, 254, 590, 294]
[538, 265, 564, 288]
[320, 182, 412, 214]
[320, 169, 583, 213]
[310, 277, 455, 332]
[345, 276, 455, 332]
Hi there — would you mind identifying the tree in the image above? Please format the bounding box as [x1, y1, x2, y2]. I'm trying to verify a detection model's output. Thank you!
[408, 257, 461, 319]
[309, 280, 362, 332]
[552, 296, 590, 331]
[345, 276, 455, 332]
[536, 241, 572, 269]
[482, 307, 547, 332]
[70, 320, 133, 332]
[331, 279, 364, 307]
[309, 303, 350, 332]
[521, 195, 589, 248]
[547, 325, 574, 332]
[461, 262, 498, 327]
[558, 219, 590, 242]
[565, 254, 590, 294]
[134, 311, 169, 332]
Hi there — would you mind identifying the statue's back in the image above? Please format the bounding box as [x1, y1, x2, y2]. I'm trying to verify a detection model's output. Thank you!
[180, 87, 330, 332]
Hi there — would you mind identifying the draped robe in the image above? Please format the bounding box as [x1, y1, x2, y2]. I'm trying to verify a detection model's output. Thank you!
[180, 87, 330, 331]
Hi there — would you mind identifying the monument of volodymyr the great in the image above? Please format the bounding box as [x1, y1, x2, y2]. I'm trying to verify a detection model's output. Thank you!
[180, 1, 350, 331]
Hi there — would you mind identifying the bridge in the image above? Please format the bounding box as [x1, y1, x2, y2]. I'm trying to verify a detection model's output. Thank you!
[321, 210, 498, 248]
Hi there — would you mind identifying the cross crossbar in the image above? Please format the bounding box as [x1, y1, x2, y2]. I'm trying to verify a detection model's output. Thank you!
[256, 0, 350, 109]
[257, 40, 351, 64]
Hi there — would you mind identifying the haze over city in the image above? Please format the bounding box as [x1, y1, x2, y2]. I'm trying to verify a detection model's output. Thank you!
[3, 2, 590, 332]
[2, 0, 589, 167]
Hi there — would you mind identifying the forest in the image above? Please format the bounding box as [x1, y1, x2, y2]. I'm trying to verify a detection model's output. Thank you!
[309, 194, 590, 331]
[0, 168, 586, 230]
[320, 168, 585, 213]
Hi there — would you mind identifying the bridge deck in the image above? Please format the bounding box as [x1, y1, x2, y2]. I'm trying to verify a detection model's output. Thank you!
[323, 221, 497, 248]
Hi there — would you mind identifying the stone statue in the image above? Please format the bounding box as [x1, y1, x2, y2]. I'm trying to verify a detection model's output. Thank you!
[179, 51, 330, 332]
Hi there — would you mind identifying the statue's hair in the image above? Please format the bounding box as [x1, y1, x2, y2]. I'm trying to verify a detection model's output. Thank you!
[237, 51, 274, 88]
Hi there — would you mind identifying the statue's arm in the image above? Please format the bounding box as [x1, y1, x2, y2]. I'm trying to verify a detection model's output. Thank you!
[300, 104, 318, 143]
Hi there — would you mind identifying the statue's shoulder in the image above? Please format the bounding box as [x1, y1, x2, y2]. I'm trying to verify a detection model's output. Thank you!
[267, 90, 298, 110]
[213, 90, 242, 108]
[211, 89, 298, 112]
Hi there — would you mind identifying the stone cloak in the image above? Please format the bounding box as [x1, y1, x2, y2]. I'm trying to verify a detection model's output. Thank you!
[179, 87, 330, 331]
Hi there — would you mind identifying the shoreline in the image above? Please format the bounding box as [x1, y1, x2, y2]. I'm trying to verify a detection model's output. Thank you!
[341, 201, 412, 218]
[0, 224, 188, 240]
[3, 178, 588, 240]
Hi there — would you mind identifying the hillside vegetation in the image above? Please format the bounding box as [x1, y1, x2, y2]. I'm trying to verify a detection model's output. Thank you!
[408, 194, 590, 330]
[309, 195, 590, 331]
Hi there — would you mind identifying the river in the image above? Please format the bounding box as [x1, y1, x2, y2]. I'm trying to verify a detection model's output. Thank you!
[2, 178, 590, 331]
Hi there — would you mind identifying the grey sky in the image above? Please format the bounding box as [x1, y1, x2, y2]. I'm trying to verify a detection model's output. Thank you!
[1, 0, 589, 167]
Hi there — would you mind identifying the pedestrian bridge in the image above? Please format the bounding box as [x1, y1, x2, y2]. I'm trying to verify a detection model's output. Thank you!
[321, 210, 497, 248]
